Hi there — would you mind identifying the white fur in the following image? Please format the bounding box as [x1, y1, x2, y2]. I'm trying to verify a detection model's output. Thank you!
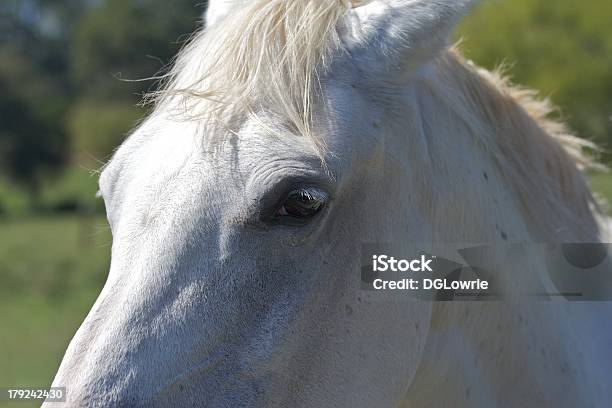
[47, 1, 611, 407]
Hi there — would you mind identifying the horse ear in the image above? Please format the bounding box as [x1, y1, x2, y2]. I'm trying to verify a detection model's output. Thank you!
[204, 0, 244, 27]
[347, 0, 478, 81]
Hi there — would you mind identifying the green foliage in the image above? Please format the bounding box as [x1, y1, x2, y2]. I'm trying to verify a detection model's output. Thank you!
[458, 0, 612, 160]
[0, 167, 105, 217]
[0, 0, 610, 216]
[0, 0, 201, 211]
[0, 178, 30, 217]
[0, 46, 68, 193]
[37, 168, 106, 214]
[588, 172, 612, 213]
[71, 0, 199, 99]
[67, 100, 145, 165]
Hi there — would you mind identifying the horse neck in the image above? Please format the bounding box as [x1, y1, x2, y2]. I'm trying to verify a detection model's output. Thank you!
[428, 52, 599, 242]
[394, 57, 611, 406]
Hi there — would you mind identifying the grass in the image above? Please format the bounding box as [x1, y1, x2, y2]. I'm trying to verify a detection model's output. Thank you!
[0, 216, 110, 408]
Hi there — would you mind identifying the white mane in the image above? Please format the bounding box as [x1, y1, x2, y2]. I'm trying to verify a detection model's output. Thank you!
[428, 51, 601, 241]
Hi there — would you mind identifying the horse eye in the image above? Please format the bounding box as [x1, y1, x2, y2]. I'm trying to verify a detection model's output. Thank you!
[276, 187, 328, 220]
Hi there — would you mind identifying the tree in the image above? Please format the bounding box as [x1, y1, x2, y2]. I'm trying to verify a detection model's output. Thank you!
[459, 0, 612, 162]
[71, 0, 202, 100]
[67, 0, 203, 163]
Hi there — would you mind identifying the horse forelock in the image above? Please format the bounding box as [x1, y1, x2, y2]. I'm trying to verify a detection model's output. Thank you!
[150, 0, 364, 155]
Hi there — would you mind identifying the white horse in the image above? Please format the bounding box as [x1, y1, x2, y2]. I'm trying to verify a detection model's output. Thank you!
[48, 1, 612, 406]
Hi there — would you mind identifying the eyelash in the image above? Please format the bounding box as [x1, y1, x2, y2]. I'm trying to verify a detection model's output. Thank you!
[262, 185, 329, 225]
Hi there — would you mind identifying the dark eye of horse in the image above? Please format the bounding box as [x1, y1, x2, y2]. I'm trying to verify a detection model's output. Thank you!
[276, 187, 327, 220]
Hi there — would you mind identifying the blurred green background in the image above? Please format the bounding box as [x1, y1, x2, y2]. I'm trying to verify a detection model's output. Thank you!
[0, 0, 610, 405]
